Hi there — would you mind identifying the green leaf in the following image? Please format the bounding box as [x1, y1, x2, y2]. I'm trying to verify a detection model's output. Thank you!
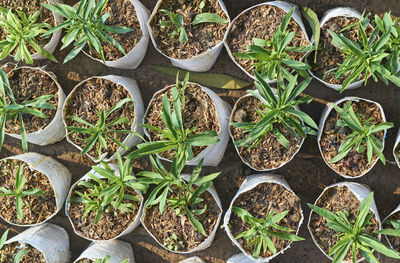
[301, 7, 320, 63]
[14, 248, 29, 263]
[185, 206, 206, 236]
[0, 229, 8, 250]
[358, 234, 400, 258]
[192, 13, 228, 26]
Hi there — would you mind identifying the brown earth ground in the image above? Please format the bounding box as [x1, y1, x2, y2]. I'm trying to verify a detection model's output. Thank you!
[1, 0, 400, 262]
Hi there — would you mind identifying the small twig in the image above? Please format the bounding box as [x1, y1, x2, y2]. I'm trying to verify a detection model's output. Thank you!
[299, 93, 330, 105]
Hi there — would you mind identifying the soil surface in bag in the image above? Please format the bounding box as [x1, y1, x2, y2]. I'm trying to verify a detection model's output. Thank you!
[0, 159, 56, 225]
[309, 16, 371, 84]
[4, 67, 58, 134]
[149, 0, 228, 59]
[229, 182, 302, 258]
[231, 96, 301, 170]
[145, 83, 220, 160]
[0, 242, 45, 263]
[0, 0, 56, 54]
[319, 100, 384, 177]
[68, 178, 142, 240]
[2, 0, 400, 262]
[227, 4, 310, 76]
[143, 185, 221, 252]
[309, 185, 379, 261]
[85, 0, 143, 61]
[64, 78, 135, 159]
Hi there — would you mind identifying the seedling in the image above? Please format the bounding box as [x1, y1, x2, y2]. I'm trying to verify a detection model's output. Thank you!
[42, 0, 132, 63]
[0, 164, 44, 220]
[137, 155, 220, 236]
[0, 230, 29, 263]
[327, 13, 400, 92]
[163, 233, 183, 251]
[126, 73, 219, 163]
[232, 207, 304, 258]
[0, 8, 57, 64]
[328, 100, 393, 164]
[378, 218, 400, 237]
[94, 255, 129, 263]
[232, 71, 318, 149]
[0, 69, 56, 152]
[66, 97, 134, 160]
[159, 7, 228, 43]
[234, 8, 312, 80]
[70, 151, 147, 224]
[308, 192, 400, 263]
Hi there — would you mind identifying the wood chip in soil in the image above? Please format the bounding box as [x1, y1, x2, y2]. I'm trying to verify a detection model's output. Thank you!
[0, 0, 56, 55]
[68, 178, 141, 240]
[64, 78, 135, 159]
[4, 68, 58, 134]
[143, 185, 221, 252]
[309, 185, 379, 261]
[229, 183, 302, 258]
[149, 0, 228, 59]
[319, 100, 384, 177]
[309, 16, 372, 84]
[0, 159, 56, 225]
[231, 96, 301, 170]
[86, 0, 143, 61]
[0, 242, 45, 263]
[75, 259, 94, 263]
[227, 4, 310, 76]
[385, 211, 400, 253]
[145, 83, 220, 160]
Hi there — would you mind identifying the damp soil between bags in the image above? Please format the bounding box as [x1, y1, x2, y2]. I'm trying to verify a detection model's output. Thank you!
[143, 185, 221, 252]
[86, 0, 143, 61]
[68, 178, 142, 240]
[0, 242, 45, 263]
[150, 0, 229, 59]
[227, 4, 310, 76]
[0, 0, 56, 55]
[145, 83, 220, 160]
[309, 186, 379, 261]
[319, 100, 384, 177]
[229, 183, 302, 258]
[0, 159, 57, 225]
[64, 78, 135, 159]
[309, 16, 371, 84]
[4, 68, 58, 134]
[230, 96, 301, 170]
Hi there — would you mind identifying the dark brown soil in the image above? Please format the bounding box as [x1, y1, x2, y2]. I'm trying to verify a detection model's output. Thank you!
[319, 100, 385, 177]
[0, 242, 45, 263]
[145, 83, 220, 160]
[76, 259, 93, 263]
[231, 96, 301, 170]
[395, 144, 400, 164]
[68, 178, 142, 240]
[0, 0, 56, 55]
[227, 4, 310, 76]
[86, 0, 143, 61]
[64, 78, 135, 159]
[143, 185, 221, 252]
[0, 159, 56, 225]
[4, 67, 58, 134]
[309, 185, 379, 261]
[309, 16, 371, 84]
[384, 211, 400, 252]
[149, 0, 229, 59]
[229, 183, 302, 258]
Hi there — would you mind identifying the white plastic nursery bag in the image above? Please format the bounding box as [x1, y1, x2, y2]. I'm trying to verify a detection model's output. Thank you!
[73, 240, 135, 263]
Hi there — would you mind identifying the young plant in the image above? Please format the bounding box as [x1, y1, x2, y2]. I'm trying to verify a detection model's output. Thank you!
[126, 73, 219, 163]
[70, 151, 147, 224]
[232, 71, 318, 149]
[0, 164, 44, 220]
[308, 192, 400, 263]
[0, 8, 57, 64]
[232, 207, 304, 258]
[0, 69, 56, 152]
[327, 13, 400, 92]
[234, 8, 312, 81]
[137, 155, 220, 236]
[378, 218, 400, 237]
[66, 98, 134, 160]
[163, 233, 183, 251]
[159, 7, 228, 44]
[328, 100, 393, 164]
[42, 0, 132, 63]
[94, 255, 129, 263]
[0, 230, 29, 263]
